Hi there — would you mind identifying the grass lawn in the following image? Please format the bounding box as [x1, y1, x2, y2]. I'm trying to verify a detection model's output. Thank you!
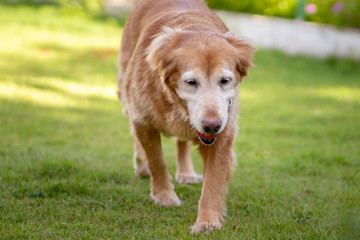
[0, 2, 359, 239]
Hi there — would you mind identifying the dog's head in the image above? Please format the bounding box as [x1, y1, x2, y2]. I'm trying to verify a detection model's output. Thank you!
[147, 27, 255, 145]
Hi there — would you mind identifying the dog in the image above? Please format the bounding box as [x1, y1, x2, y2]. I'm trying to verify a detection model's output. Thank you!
[117, 0, 255, 234]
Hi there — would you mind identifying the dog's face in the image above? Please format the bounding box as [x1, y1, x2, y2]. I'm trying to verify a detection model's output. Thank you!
[147, 27, 255, 145]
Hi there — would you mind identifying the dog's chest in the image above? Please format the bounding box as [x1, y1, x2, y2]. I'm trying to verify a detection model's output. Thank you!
[156, 113, 196, 141]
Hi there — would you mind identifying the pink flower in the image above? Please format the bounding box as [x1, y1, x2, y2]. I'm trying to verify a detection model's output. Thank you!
[305, 3, 317, 15]
[332, 2, 345, 14]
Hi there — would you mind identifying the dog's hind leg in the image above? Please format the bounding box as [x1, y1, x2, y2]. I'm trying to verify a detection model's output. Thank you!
[132, 122, 181, 207]
[175, 139, 202, 184]
[133, 136, 150, 178]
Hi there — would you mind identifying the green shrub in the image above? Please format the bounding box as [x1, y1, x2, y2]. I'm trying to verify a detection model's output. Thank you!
[8, 0, 360, 28]
[207, 0, 360, 28]
[306, 0, 360, 28]
[207, 0, 297, 18]
[57, 0, 103, 16]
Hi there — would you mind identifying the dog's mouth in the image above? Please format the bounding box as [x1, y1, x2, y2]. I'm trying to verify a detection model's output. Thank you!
[195, 130, 217, 145]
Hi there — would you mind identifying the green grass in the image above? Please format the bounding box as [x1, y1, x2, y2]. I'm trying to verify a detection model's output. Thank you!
[1, 2, 360, 239]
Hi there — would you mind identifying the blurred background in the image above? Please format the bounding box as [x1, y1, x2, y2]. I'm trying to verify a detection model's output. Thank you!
[103, 0, 360, 59]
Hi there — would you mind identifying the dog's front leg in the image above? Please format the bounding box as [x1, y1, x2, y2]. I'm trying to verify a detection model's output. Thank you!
[191, 136, 234, 234]
[132, 122, 181, 206]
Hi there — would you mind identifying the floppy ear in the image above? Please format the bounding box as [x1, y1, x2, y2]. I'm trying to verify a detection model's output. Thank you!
[146, 27, 186, 106]
[225, 32, 256, 78]
[146, 26, 180, 81]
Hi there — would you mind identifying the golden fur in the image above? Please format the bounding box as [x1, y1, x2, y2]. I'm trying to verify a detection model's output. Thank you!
[117, 0, 255, 234]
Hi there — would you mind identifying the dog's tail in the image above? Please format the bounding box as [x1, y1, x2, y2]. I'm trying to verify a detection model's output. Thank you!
[116, 52, 123, 101]
[116, 85, 128, 116]
[117, 55, 129, 116]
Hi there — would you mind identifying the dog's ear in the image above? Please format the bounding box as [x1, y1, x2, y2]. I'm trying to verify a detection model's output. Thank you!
[224, 32, 256, 79]
[146, 26, 180, 81]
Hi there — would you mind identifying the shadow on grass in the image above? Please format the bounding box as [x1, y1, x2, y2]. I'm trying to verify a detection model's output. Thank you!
[9, 160, 133, 199]
[2, 0, 128, 27]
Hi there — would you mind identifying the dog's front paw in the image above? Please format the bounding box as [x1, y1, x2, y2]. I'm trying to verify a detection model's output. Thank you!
[176, 173, 202, 184]
[151, 190, 181, 207]
[190, 221, 222, 234]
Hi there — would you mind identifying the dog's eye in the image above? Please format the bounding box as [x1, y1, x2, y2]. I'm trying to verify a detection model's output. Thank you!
[220, 77, 231, 85]
[186, 79, 198, 87]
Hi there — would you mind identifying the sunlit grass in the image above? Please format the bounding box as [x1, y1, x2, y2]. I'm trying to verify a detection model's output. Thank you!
[0, 77, 116, 108]
[312, 87, 360, 102]
[0, 2, 359, 239]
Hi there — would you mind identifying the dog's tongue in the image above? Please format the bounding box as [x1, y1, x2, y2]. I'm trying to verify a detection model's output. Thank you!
[196, 130, 216, 145]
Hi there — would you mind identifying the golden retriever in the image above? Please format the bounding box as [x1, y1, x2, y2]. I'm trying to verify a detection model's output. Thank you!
[117, 0, 255, 234]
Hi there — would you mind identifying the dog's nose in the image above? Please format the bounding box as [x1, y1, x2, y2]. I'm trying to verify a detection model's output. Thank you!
[202, 118, 222, 134]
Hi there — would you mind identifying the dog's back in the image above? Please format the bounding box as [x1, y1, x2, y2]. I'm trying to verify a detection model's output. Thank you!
[117, 0, 228, 103]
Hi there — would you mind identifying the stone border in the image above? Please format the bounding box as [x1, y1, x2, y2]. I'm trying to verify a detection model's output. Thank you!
[217, 11, 360, 60]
